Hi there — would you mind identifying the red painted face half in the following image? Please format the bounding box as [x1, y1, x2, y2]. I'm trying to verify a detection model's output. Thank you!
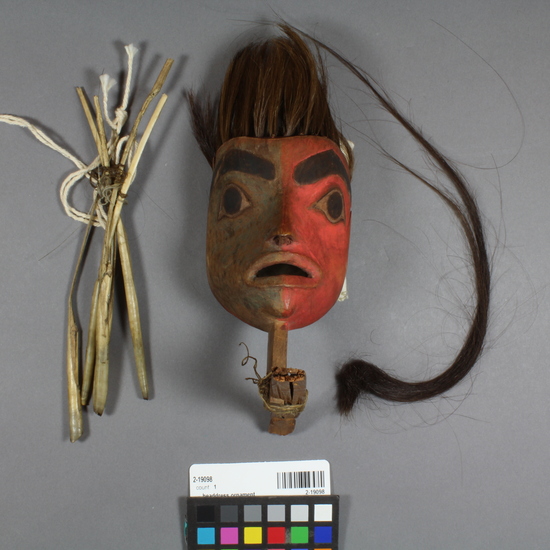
[206, 136, 352, 332]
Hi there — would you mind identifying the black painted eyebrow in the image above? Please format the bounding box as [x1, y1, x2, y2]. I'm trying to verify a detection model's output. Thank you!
[293, 149, 350, 190]
[215, 149, 276, 180]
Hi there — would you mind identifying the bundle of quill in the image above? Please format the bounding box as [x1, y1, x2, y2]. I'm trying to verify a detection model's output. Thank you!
[1, 46, 173, 441]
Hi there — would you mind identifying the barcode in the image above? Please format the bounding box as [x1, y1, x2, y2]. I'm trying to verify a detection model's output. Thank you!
[276, 470, 325, 489]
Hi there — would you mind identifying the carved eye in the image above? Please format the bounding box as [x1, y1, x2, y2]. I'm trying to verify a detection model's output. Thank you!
[314, 189, 345, 223]
[219, 185, 251, 219]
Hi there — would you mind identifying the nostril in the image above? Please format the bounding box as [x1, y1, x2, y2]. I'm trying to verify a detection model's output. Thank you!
[273, 234, 293, 246]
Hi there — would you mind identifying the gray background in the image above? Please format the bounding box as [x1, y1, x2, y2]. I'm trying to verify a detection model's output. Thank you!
[1, 1, 548, 548]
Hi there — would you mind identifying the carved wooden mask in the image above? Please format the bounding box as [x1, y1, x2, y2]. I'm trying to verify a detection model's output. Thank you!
[206, 135, 352, 332]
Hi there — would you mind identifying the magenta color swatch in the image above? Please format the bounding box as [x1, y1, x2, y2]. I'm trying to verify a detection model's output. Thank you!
[220, 526, 239, 544]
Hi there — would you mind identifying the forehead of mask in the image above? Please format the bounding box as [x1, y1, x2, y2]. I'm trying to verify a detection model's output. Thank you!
[206, 136, 352, 332]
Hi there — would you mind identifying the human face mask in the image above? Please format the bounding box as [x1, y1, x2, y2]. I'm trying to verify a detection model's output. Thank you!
[207, 135, 351, 333]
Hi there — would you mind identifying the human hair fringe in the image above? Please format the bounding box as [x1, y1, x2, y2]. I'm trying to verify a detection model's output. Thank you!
[187, 25, 354, 171]
[189, 24, 490, 416]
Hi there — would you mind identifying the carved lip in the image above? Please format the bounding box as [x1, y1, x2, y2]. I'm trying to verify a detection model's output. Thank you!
[246, 252, 321, 288]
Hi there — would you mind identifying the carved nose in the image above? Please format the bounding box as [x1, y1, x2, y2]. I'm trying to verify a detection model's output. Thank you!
[272, 234, 293, 246]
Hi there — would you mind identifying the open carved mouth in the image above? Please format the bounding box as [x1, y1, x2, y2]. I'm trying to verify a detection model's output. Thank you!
[255, 263, 311, 278]
[247, 252, 320, 288]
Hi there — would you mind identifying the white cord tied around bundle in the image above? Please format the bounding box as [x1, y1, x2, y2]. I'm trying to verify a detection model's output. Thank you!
[0, 45, 173, 443]
[0, 44, 139, 229]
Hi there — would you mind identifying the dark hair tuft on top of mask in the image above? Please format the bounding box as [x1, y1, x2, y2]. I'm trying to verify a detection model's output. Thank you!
[188, 25, 354, 172]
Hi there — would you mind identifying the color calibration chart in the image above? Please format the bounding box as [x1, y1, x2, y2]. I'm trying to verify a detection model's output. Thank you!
[186, 495, 339, 549]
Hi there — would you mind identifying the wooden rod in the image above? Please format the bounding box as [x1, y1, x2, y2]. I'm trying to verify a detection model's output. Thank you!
[266, 325, 306, 436]
[267, 325, 288, 374]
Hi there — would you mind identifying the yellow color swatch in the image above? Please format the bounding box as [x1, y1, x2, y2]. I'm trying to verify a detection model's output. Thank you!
[244, 526, 262, 544]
